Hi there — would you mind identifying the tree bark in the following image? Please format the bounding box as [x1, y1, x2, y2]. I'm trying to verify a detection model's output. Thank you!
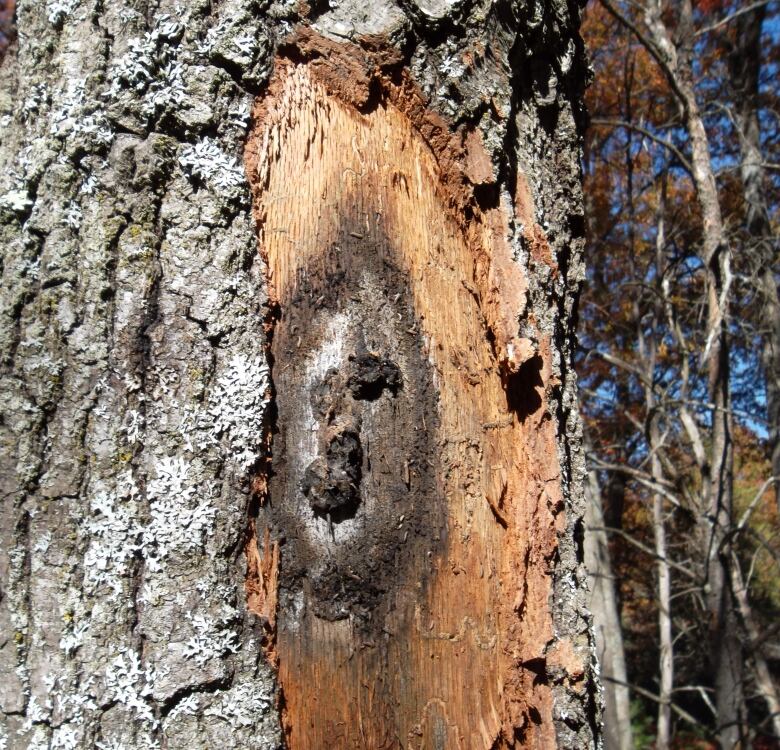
[0, 1, 598, 748]
[650, 189, 672, 750]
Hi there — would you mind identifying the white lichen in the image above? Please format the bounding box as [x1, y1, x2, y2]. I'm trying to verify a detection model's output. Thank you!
[48, 77, 114, 146]
[52, 674, 98, 726]
[17, 695, 48, 736]
[124, 409, 145, 443]
[204, 680, 273, 729]
[227, 98, 251, 131]
[82, 481, 143, 593]
[206, 353, 269, 468]
[144, 455, 217, 569]
[439, 50, 465, 78]
[195, 577, 234, 602]
[21, 83, 50, 120]
[178, 138, 246, 198]
[63, 201, 82, 230]
[104, 648, 167, 728]
[47, 0, 80, 26]
[1, 189, 33, 213]
[108, 15, 186, 119]
[79, 173, 97, 196]
[33, 531, 52, 555]
[166, 693, 199, 721]
[59, 618, 90, 656]
[50, 724, 80, 750]
[181, 611, 239, 667]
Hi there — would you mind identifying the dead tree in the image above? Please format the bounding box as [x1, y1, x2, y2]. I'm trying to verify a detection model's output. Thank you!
[0, 1, 598, 747]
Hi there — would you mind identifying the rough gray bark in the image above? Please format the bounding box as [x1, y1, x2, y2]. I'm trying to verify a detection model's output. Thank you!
[0, 0, 597, 748]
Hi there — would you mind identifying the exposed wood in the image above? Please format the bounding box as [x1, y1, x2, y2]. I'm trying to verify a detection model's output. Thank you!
[243, 31, 579, 749]
[245, 521, 281, 653]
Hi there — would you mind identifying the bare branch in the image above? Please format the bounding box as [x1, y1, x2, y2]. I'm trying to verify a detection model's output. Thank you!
[590, 460, 685, 509]
[590, 525, 699, 580]
[591, 117, 694, 175]
[695, 0, 772, 36]
[589, 349, 653, 387]
[598, 0, 688, 108]
[736, 477, 776, 532]
[601, 675, 714, 733]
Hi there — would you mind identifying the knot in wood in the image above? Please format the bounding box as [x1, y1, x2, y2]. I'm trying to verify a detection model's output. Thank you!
[347, 352, 402, 400]
[301, 425, 363, 518]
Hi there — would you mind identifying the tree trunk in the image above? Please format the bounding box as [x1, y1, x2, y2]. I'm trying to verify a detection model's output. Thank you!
[728, 5, 780, 517]
[729, 556, 780, 740]
[0, 1, 598, 748]
[650, 191, 672, 750]
[644, 2, 743, 745]
[727, 9, 780, 739]
[583, 435, 633, 750]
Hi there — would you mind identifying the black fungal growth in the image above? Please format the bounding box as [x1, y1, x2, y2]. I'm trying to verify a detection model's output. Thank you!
[265, 227, 446, 629]
[302, 427, 363, 518]
[347, 352, 402, 400]
[302, 352, 402, 521]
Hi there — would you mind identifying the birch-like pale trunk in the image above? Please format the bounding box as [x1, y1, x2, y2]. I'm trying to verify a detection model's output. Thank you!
[583, 443, 633, 750]
[0, 1, 599, 748]
[648, 205, 672, 750]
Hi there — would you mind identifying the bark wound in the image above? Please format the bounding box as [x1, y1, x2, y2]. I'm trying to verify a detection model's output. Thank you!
[244, 30, 572, 749]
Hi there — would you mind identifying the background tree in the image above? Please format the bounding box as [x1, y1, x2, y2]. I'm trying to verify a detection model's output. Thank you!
[580, 1, 780, 747]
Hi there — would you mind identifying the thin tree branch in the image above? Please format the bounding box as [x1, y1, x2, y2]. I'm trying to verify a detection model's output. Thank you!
[590, 460, 684, 509]
[601, 674, 714, 734]
[589, 525, 699, 580]
[736, 477, 776, 532]
[598, 0, 688, 107]
[591, 117, 694, 175]
[695, 0, 772, 36]
[589, 349, 653, 387]
[590, 459, 676, 490]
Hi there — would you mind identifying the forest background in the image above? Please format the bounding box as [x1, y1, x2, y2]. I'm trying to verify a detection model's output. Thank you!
[581, 1, 779, 748]
[1, 0, 778, 748]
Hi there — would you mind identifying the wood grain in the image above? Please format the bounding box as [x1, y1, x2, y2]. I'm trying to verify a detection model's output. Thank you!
[244, 33, 574, 749]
